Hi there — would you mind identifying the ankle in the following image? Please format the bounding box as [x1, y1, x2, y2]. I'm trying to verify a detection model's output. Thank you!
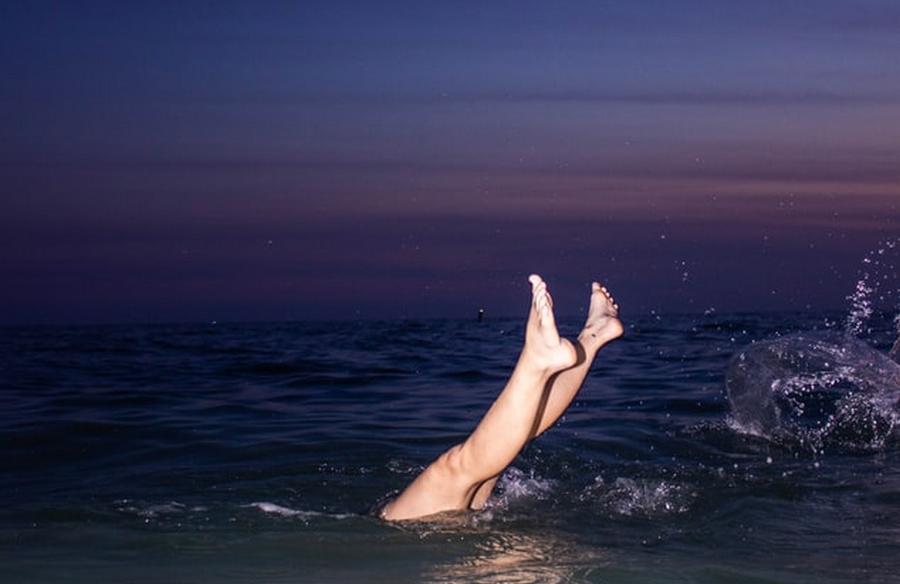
[577, 331, 604, 354]
[514, 352, 559, 380]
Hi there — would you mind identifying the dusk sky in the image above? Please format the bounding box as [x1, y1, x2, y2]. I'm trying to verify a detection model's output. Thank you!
[2, 1, 898, 324]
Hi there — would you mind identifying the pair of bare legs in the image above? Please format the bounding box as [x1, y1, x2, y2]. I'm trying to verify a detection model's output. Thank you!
[381, 274, 623, 521]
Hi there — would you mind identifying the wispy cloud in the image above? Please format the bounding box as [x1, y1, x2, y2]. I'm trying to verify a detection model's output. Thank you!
[157, 88, 900, 108]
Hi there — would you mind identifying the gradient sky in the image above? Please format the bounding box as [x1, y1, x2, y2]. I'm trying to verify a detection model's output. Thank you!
[2, 1, 898, 324]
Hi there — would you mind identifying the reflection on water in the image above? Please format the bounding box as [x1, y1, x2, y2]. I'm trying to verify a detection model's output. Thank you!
[426, 530, 607, 584]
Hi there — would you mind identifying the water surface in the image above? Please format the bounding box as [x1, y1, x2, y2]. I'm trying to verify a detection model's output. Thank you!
[2, 311, 898, 583]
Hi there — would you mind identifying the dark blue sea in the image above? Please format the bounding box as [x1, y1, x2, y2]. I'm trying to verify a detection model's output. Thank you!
[2, 310, 899, 583]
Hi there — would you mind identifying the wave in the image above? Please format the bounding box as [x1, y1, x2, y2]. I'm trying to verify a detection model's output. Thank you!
[245, 502, 352, 521]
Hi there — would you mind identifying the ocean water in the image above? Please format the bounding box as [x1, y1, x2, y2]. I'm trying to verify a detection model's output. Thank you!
[2, 310, 899, 583]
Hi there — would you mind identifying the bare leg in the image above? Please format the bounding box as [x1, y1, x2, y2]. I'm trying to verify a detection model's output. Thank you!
[469, 282, 623, 509]
[381, 275, 577, 521]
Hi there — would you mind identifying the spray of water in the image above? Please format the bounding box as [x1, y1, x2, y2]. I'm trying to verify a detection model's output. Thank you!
[893, 314, 900, 362]
[725, 333, 900, 452]
[726, 238, 900, 451]
[845, 238, 900, 337]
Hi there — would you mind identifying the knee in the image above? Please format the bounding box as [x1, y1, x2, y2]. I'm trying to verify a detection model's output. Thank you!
[433, 443, 473, 485]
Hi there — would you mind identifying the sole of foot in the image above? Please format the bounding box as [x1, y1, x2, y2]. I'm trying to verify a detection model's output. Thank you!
[580, 281, 624, 348]
[524, 274, 577, 372]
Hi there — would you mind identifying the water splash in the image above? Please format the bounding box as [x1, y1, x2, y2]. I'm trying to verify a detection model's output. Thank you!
[579, 477, 693, 517]
[892, 314, 900, 362]
[845, 238, 900, 337]
[727, 239, 900, 451]
[482, 467, 555, 512]
[845, 279, 875, 336]
[725, 333, 900, 452]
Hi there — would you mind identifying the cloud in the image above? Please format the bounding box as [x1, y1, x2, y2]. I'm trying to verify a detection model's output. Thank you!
[158, 88, 900, 108]
[455, 90, 900, 107]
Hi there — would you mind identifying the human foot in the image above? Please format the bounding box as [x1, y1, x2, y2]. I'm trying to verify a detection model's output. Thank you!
[522, 274, 577, 373]
[579, 281, 624, 350]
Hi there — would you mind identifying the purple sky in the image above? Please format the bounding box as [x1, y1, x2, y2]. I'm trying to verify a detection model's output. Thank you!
[2, 1, 898, 324]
